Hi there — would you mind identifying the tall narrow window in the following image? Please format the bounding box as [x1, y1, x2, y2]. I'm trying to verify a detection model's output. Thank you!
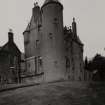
[38, 56, 42, 66]
[35, 57, 37, 74]
[65, 56, 70, 68]
[37, 56, 43, 74]
[38, 24, 42, 31]
[35, 40, 40, 48]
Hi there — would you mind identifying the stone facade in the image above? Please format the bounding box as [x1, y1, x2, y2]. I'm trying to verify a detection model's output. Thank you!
[64, 25, 84, 81]
[23, 0, 84, 82]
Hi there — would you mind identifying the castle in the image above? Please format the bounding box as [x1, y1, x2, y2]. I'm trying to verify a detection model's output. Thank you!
[23, 0, 84, 82]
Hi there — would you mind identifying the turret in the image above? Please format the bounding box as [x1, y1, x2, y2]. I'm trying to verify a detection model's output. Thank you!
[41, 0, 66, 82]
[23, 2, 42, 58]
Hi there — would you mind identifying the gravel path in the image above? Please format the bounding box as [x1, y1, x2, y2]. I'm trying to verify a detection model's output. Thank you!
[0, 81, 105, 105]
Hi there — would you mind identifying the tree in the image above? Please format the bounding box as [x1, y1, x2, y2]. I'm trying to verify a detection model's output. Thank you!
[85, 54, 105, 81]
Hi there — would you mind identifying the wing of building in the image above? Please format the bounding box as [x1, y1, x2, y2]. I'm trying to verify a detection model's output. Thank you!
[23, 0, 84, 83]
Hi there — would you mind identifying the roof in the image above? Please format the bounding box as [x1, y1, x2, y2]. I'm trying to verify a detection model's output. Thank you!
[0, 41, 21, 57]
[64, 27, 84, 46]
[72, 34, 83, 46]
[42, 0, 62, 8]
[76, 36, 84, 46]
[44, 0, 59, 5]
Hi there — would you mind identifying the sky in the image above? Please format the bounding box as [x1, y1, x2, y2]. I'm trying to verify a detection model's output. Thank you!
[0, 0, 105, 58]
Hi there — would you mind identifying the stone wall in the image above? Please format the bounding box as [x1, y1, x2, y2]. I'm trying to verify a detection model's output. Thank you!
[41, 2, 66, 82]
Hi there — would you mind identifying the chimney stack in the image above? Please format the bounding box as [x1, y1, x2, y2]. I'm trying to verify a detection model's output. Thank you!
[8, 29, 14, 42]
[72, 17, 77, 36]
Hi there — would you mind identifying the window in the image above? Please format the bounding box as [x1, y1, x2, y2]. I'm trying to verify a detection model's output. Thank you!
[35, 56, 43, 75]
[38, 56, 42, 66]
[54, 61, 58, 68]
[54, 18, 57, 22]
[54, 18, 58, 23]
[35, 40, 40, 48]
[65, 56, 70, 68]
[53, 18, 59, 25]
[38, 24, 42, 31]
[49, 33, 53, 39]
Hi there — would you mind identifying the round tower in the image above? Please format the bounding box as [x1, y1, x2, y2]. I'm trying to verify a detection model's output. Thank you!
[41, 0, 66, 82]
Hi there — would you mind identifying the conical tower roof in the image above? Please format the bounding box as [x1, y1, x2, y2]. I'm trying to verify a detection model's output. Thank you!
[43, 0, 59, 5]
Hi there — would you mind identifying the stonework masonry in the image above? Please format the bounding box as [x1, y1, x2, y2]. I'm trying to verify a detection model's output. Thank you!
[23, 0, 84, 83]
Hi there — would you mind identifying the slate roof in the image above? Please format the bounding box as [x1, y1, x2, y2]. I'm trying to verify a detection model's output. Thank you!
[1, 41, 21, 56]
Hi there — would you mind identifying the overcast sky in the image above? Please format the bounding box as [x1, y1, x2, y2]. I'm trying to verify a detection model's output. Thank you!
[0, 0, 105, 58]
